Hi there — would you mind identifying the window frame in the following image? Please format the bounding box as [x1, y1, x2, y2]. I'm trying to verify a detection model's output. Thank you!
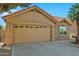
[59, 26, 67, 36]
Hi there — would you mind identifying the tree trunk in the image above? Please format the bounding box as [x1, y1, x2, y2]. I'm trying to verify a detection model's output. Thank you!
[0, 31, 2, 42]
[76, 13, 79, 44]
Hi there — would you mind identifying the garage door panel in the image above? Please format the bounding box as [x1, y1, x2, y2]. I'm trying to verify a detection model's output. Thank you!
[14, 24, 50, 44]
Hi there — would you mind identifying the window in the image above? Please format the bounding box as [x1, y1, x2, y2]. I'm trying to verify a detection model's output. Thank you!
[20, 25, 24, 28]
[14, 26, 18, 28]
[43, 26, 47, 28]
[25, 25, 29, 28]
[59, 26, 67, 35]
[30, 26, 34, 28]
[35, 26, 39, 28]
[40, 26, 42, 28]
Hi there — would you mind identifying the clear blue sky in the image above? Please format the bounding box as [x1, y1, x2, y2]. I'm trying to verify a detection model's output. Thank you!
[0, 3, 74, 27]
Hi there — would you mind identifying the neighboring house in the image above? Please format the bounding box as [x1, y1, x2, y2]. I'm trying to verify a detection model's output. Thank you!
[2, 6, 77, 45]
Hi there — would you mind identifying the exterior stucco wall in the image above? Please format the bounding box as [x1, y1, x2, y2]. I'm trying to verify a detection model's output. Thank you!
[5, 22, 13, 45]
[5, 11, 56, 45]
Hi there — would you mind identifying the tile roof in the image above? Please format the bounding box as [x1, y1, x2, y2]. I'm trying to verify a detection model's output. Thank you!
[53, 16, 64, 21]
[53, 16, 73, 25]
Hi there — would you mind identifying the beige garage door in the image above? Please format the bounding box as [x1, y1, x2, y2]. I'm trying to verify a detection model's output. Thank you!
[13, 24, 51, 44]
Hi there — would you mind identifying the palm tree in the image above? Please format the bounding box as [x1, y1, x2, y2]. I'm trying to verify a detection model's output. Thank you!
[67, 3, 79, 44]
[0, 3, 31, 13]
[0, 25, 3, 41]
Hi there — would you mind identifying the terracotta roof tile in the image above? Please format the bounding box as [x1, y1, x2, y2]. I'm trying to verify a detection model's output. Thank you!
[53, 16, 64, 21]
[53, 16, 73, 25]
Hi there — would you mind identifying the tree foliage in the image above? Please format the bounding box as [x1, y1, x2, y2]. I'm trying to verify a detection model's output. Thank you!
[0, 25, 3, 30]
[67, 3, 79, 22]
[0, 3, 31, 13]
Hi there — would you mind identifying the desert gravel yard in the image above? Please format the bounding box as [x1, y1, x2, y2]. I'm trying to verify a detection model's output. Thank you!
[12, 41, 79, 56]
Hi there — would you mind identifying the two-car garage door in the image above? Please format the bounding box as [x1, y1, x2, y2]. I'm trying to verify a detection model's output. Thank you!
[13, 24, 51, 44]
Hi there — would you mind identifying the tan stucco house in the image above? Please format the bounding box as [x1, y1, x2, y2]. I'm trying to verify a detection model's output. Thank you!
[2, 6, 77, 45]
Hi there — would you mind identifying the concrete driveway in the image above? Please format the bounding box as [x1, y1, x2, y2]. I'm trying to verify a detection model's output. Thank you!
[12, 41, 79, 56]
